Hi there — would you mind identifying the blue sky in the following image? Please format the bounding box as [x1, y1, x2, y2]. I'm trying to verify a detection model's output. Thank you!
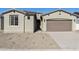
[0, 8, 79, 14]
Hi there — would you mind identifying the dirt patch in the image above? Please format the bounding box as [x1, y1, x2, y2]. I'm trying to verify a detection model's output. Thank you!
[0, 33, 60, 50]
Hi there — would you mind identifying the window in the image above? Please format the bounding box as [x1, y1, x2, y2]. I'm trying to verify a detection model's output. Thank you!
[27, 16, 30, 19]
[9, 15, 18, 25]
[15, 15, 18, 25]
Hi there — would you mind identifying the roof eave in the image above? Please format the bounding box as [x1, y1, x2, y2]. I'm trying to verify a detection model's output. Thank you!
[1, 9, 26, 15]
[42, 10, 78, 17]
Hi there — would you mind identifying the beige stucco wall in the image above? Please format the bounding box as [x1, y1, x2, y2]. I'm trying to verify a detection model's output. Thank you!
[25, 16, 34, 33]
[3, 11, 35, 33]
[3, 11, 25, 33]
[0, 17, 1, 30]
[75, 18, 79, 30]
[41, 11, 77, 31]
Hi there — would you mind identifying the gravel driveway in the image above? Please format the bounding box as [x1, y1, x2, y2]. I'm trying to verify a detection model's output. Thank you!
[48, 32, 79, 50]
[0, 32, 60, 50]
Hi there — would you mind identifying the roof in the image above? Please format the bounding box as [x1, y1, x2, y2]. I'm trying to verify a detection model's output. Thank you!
[42, 10, 78, 17]
[23, 10, 42, 14]
[1, 9, 42, 16]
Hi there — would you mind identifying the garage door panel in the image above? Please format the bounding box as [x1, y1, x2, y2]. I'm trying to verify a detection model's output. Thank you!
[47, 20, 72, 31]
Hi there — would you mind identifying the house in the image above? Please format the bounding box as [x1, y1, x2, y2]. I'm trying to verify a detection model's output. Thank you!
[0, 9, 79, 33]
[41, 10, 78, 32]
[0, 9, 42, 33]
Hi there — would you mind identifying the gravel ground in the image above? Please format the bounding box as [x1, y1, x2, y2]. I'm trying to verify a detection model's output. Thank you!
[0, 32, 60, 50]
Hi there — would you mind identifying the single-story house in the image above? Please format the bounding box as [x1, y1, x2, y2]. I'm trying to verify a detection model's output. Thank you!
[0, 9, 79, 33]
[0, 9, 42, 33]
[41, 10, 79, 32]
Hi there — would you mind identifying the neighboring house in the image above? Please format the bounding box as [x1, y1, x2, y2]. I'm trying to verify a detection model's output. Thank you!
[41, 10, 78, 32]
[0, 9, 42, 33]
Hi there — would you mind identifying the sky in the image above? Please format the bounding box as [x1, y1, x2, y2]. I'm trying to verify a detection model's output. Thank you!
[0, 8, 79, 14]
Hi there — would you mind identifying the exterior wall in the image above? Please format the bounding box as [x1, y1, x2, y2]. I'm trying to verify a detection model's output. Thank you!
[41, 11, 77, 31]
[25, 16, 34, 32]
[3, 11, 25, 33]
[72, 18, 77, 31]
[76, 24, 79, 30]
[75, 18, 79, 30]
[0, 17, 1, 30]
[36, 14, 42, 20]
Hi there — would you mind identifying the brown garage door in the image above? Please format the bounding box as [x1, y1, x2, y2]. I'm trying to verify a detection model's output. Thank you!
[47, 20, 72, 31]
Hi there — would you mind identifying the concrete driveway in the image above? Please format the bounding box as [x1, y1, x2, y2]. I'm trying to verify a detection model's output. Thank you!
[48, 32, 79, 50]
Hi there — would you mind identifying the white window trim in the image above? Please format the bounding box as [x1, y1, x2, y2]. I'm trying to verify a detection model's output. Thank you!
[9, 15, 18, 26]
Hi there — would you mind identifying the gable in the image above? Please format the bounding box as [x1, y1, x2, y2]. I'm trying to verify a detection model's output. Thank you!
[1, 10, 25, 16]
[1, 9, 42, 16]
[43, 10, 77, 20]
[42, 10, 77, 17]
[48, 11, 71, 17]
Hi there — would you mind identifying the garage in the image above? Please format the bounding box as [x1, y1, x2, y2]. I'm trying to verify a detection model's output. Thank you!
[47, 19, 72, 31]
[42, 10, 77, 32]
